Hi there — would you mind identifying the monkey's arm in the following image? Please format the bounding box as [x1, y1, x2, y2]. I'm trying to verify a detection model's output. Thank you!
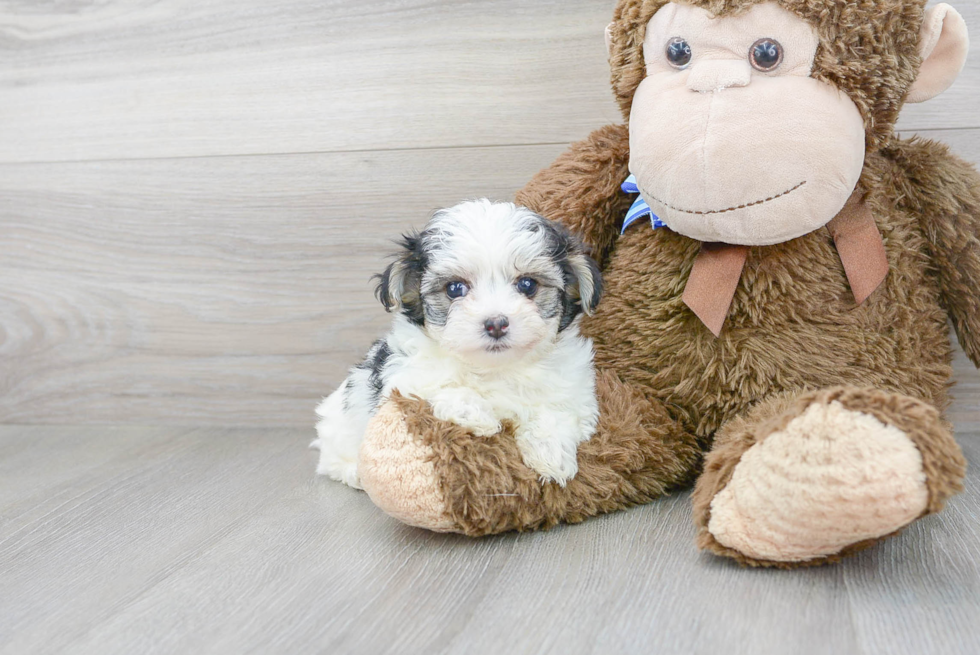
[897, 138, 980, 367]
[515, 124, 633, 268]
[932, 180, 980, 368]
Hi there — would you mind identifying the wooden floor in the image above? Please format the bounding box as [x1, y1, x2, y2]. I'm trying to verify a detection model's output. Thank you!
[2, 1, 980, 653]
[0, 350, 977, 655]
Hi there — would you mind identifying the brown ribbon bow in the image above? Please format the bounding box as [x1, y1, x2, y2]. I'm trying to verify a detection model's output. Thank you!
[681, 191, 889, 337]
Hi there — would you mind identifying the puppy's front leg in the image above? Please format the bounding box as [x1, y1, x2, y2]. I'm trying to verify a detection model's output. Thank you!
[428, 388, 502, 437]
[515, 411, 584, 486]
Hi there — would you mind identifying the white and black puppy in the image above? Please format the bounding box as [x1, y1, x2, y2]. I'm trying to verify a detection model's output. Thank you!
[313, 199, 603, 488]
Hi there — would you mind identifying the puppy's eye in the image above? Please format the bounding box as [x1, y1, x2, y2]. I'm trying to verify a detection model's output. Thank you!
[516, 277, 538, 296]
[665, 37, 692, 69]
[446, 281, 469, 299]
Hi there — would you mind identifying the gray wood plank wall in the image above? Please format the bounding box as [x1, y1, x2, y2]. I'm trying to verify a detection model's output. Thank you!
[1, 0, 979, 426]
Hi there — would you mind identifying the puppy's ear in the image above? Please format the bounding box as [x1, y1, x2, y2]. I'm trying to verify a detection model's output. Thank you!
[374, 232, 426, 326]
[568, 250, 604, 315]
[536, 215, 604, 326]
[375, 260, 403, 312]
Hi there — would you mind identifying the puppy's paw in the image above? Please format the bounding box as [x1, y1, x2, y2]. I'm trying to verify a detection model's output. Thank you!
[429, 389, 502, 437]
[515, 422, 581, 487]
[434, 404, 502, 436]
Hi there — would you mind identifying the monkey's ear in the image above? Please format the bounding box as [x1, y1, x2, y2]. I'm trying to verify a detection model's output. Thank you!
[907, 4, 969, 103]
[605, 22, 614, 58]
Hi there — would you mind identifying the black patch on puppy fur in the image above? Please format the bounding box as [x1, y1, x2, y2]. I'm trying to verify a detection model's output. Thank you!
[527, 215, 604, 331]
[356, 339, 391, 407]
[421, 292, 451, 328]
[537, 288, 563, 321]
[374, 232, 428, 327]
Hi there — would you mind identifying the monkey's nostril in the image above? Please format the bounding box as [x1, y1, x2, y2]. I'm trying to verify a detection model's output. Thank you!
[484, 316, 509, 339]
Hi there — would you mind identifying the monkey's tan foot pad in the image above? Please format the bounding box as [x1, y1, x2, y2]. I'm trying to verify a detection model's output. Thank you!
[359, 399, 459, 533]
[358, 376, 706, 537]
[695, 389, 965, 567]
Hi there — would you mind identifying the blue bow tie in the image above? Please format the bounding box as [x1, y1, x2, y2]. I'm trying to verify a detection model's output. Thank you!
[621, 174, 665, 234]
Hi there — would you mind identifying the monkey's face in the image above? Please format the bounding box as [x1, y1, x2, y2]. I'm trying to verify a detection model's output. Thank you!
[628, 2, 866, 246]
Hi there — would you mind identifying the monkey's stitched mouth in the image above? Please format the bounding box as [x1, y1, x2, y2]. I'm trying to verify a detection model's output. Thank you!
[642, 180, 807, 216]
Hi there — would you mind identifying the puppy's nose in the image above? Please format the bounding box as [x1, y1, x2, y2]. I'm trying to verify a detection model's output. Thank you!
[484, 316, 509, 340]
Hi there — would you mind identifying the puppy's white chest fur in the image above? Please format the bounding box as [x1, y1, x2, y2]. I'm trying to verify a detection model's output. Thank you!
[383, 318, 599, 484]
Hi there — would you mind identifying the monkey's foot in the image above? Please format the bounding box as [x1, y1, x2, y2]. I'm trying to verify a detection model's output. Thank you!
[693, 388, 966, 567]
[359, 373, 701, 536]
[358, 398, 457, 533]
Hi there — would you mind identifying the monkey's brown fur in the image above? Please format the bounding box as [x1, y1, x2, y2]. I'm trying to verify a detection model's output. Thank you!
[363, 0, 979, 566]
[391, 367, 701, 536]
[692, 387, 967, 567]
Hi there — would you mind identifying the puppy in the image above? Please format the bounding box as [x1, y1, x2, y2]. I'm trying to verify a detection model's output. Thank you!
[312, 199, 603, 488]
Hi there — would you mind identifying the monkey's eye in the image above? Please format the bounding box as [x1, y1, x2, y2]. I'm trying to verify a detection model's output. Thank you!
[446, 281, 469, 299]
[665, 37, 692, 69]
[516, 277, 538, 297]
[750, 38, 783, 72]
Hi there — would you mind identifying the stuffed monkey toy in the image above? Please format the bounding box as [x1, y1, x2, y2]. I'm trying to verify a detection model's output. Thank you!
[355, 0, 979, 567]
